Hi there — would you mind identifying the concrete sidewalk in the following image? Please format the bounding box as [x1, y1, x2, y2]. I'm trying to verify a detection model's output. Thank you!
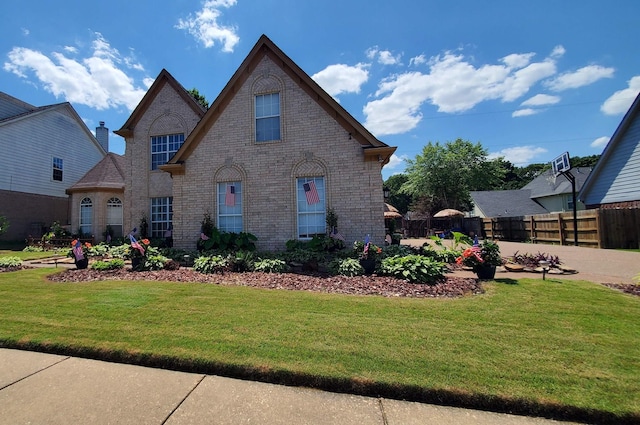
[0, 348, 580, 425]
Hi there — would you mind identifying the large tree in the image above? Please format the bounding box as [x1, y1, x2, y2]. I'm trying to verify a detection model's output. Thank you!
[402, 139, 504, 214]
[383, 174, 412, 215]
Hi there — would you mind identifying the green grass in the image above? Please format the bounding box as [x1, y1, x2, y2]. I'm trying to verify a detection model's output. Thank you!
[0, 249, 67, 261]
[1, 269, 639, 423]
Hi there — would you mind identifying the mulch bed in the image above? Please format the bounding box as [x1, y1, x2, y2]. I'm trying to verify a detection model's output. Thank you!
[601, 283, 640, 297]
[45, 268, 484, 298]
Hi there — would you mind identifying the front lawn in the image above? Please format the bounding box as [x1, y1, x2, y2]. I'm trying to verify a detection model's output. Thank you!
[1, 268, 639, 423]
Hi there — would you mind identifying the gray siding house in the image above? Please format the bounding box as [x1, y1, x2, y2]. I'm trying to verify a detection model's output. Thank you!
[0, 92, 107, 240]
[579, 92, 640, 209]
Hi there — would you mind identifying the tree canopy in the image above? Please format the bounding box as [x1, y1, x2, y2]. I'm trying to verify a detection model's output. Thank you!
[383, 174, 412, 215]
[188, 88, 209, 109]
[401, 138, 504, 214]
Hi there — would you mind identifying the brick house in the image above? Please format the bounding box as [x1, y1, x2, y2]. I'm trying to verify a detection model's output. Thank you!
[115, 35, 396, 251]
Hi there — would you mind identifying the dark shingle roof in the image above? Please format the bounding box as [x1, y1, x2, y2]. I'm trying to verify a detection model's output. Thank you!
[470, 189, 548, 217]
[66, 153, 125, 193]
[522, 167, 591, 199]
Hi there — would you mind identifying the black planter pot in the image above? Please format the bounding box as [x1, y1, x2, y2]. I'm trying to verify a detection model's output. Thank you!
[475, 264, 496, 280]
[75, 258, 88, 270]
[131, 257, 142, 270]
[359, 258, 376, 275]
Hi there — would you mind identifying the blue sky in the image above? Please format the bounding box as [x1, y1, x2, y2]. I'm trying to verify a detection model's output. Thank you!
[2, 0, 639, 180]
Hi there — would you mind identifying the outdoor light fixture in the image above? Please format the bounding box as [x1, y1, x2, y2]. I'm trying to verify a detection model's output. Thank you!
[383, 187, 390, 199]
[538, 260, 550, 280]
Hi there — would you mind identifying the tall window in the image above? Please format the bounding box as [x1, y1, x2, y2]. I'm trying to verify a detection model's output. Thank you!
[296, 177, 325, 239]
[106, 197, 123, 237]
[217, 182, 242, 233]
[151, 197, 173, 237]
[151, 133, 185, 170]
[255, 93, 280, 142]
[53, 157, 63, 181]
[79, 197, 92, 235]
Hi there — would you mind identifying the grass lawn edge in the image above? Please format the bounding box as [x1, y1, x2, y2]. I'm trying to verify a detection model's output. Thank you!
[1, 338, 638, 425]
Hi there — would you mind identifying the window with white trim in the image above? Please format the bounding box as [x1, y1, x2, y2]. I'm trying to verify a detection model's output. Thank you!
[79, 197, 92, 235]
[217, 182, 242, 233]
[296, 177, 325, 239]
[106, 197, 123, 237]
[151, 197, 173, 238]
[255, 93, 280, 142]
[151, 133, 185, 170]
[53, 157, 63, 181]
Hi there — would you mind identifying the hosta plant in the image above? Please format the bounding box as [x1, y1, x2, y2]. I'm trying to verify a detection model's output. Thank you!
[380, 255, 448, 284]
[193, 255, 230, 274]
[253, 258, 288, 273]
[0, 256, 23, 268]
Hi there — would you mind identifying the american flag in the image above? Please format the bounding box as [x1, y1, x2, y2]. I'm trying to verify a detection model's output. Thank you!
[129, 234, 145, 255]
[225, 184, 236, 207]
[72, 241, 84, 261]
[303, 181, 320, 205]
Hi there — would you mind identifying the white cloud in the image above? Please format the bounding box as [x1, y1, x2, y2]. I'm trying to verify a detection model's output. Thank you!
[311, 63, 369, 97]
[409, 54, 427, 67]
[363, 49, 557, 135]
[488, 146, 548, 166]
[545, 65, 614, 91]
[550, 45, 566, 58]
[365, 46, 401, 65]
[601, 76, 640, 115]
[3, 32, 148, 111]
[590, 136, 610, 148]
[383, 153, 409, 171]
[521, 94, 561, 106]
[512, 108, 540, 117]
[176, 0, 239, 52]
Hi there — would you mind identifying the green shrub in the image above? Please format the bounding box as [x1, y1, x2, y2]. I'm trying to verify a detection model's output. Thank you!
[22, 246, 44, 252]
[331, 258, 364, 277]
[0, 256, 23, 268]
[231, 250, 255, 272]
[253, 258, 288, 273]
[108, 244, 130, 259]
[193, 255, 230, 274]
[422, 246, 462, 263]
[381, 245, 414, 258]
[91, 259, 125, 271]
[197, 226, 257, 252]
[144, 254, 169, 271]
[86, 243, 110, 258]
[380, 255, 448, 284]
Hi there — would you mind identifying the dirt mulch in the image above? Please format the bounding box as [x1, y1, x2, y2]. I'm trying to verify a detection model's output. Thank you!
[45, 268, 484, 298]
[601, 283, 640, 297]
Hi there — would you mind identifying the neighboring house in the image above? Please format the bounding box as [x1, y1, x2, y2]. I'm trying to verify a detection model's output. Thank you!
[579, 92, 640, 209]
[66, 153, 126, 240]
[115, 35, 396, 251]
[469, 189, 547, 218]
[521, 167, 591, 213]
[0, 91, 107, 241]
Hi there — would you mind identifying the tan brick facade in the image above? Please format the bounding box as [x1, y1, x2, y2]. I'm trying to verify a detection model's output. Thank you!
[119, 36, 394, 251]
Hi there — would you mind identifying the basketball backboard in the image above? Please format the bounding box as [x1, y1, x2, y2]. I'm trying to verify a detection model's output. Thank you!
[551, 151, 571, 176]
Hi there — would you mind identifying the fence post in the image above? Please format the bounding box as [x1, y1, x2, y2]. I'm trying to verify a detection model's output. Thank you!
[558, 214, 564, 245]
[596, 209, 603, 249]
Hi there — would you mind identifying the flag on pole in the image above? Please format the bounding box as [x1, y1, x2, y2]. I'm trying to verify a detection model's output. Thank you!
[303, 181, 320, 205]
[72, 240, 85, 261]
[225, 184, 236, 207]
[129, 233, 145, 255]
[330, 227, 345, 241]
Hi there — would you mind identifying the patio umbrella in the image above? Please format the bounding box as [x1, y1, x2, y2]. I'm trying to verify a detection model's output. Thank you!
[384, 203, 403, 218]
[433, 208, 464, 218]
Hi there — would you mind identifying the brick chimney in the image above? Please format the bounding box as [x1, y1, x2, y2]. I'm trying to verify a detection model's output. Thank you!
[96, 121, 109, 152]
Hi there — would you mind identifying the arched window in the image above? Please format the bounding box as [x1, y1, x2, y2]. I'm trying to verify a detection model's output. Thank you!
[217, 182, 243, 233]
[79, 198, 92, 236]
[106, 197, 123, 237]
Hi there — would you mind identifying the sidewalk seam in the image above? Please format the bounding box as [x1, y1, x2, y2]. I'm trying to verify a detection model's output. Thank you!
[0, 355, 71, 391]
[160, 374, 206, 425]
[378, 397, 389, 425]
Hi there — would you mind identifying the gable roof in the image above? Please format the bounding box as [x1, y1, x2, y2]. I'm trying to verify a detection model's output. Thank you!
[0, 100, 107, 155]
[114, 69, 207, 138]
[66, 153, 126, 193]
[522, 167, 591, 199]
[162, 34, 395, 175]
[579, 91, 640, 204]
[470, 190, 548, 217]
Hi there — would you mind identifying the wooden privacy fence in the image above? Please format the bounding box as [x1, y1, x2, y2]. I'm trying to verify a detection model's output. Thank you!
[482, 208, 640, 249]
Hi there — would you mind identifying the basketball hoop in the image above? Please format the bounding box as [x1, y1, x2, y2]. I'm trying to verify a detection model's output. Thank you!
[551, 151, 571, 176]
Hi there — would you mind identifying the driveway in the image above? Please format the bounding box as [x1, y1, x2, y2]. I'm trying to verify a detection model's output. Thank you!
[402, 238, 639, 284]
